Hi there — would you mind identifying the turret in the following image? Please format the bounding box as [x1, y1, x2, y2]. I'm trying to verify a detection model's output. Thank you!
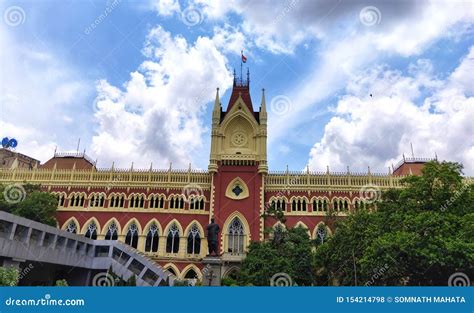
[259, 88, 267, 124]
[212, 87, 221, 126]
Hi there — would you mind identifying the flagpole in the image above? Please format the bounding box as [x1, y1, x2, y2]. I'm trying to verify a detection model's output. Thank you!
[240, 50, 243, 85]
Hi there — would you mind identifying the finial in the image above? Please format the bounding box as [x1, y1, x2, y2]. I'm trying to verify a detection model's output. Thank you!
[54, 145, 57, 155]
[435, 152, 438, 160]
[149, 162, 153, 171]
[347, 166, 350, 174]
[368, 166, 371, 175]
[403, 153, 405, 161]
[326, 165, 330, 174]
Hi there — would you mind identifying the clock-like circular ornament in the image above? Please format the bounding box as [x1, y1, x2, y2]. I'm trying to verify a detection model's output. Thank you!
[231, 131, 248, 147]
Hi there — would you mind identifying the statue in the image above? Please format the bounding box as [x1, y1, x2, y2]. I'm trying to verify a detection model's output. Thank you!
[206, 217, 220, 256]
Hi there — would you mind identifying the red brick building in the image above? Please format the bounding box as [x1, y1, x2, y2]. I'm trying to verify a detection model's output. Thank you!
[0, 75, 431, 281]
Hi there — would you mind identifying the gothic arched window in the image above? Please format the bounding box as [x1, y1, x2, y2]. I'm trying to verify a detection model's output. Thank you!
[105, 222, 118, 240]
[166, 223, 180, 253]
[84, 222, 97, 239]
[125, 223, 139, 248]
[66, 221, 77, 233]
[145, 223, 159, 253]
[187, 223, 201, 255]
[228, 218, 244, 254]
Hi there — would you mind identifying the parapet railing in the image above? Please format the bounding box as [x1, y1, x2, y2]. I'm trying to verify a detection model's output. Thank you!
[265, 171, 403, 189]
[0, 167, 211, 188]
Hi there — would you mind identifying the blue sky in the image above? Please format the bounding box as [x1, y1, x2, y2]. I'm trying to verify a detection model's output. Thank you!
[1, 0, 473, 174]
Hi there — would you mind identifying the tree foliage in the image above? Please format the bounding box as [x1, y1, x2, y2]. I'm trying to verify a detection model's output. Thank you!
[0, 184, 57, 226]
[314, 161, 474, 286]
[0, 266, 19, 286]
[238, 226, 315, 286]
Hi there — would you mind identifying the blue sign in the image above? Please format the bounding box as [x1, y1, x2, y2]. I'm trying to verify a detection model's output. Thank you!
[0, 287, 471, 313]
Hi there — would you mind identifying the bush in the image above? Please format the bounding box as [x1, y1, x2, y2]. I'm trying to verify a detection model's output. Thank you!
[0, 267, 19, 286]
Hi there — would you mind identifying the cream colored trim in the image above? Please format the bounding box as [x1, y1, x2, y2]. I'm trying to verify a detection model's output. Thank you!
[225, 177, 249, 200]
[183, 220, 205, 236]
[180, 264, 202, 280]
[80, 216, 101, 235]
[163, 219, 184, 236]
[163, 263, 180, 277]
[61, 216, 80, 231]
[143, 218, 163, 236]
[122, 218, 143, 236]
[220, 211, 251, 254]
[57, 207, 210, 215]
[101, 217, 122, 236]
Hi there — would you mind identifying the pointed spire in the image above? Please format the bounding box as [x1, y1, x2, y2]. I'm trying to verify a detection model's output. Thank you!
[260, 88, 266, 112]
[149, 162, 153, 171]
[213, 87, 220, 112]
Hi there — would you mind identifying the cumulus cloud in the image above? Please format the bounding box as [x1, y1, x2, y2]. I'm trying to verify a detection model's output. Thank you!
[91, 26, 233, 168]
[0, 25, 92, 162]
[307, 49, 474, 174]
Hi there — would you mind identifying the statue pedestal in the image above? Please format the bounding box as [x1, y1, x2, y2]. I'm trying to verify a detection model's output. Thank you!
[202, 256, 222, 286]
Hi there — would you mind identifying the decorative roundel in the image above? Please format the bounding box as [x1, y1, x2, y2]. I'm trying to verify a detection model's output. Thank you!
[231, 131, 248, 147]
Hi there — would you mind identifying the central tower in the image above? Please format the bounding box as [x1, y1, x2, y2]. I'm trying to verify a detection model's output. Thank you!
[209, 70, 268, 173]
[208, 69, 268, 256]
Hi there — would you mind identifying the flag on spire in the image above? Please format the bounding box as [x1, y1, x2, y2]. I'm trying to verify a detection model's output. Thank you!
[241, 51, 247, 63]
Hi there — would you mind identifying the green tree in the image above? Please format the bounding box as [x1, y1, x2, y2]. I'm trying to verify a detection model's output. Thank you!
[0, 184, 57, 226]
[0, 266, 19, 286]
[55, 279, 68, 286]
[238, 226, 315, 286]
[314, 161, 474, 286]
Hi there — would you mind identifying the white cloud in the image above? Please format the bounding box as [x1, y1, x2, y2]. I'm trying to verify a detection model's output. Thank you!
[0, 25, 93, 163]
[152, 0, 180, 16]
[307, 51, 474, 174]
[91, 26, 233, 168]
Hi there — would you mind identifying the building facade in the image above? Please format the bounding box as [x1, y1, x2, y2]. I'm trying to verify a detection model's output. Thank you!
[0, 74, 432, 282]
